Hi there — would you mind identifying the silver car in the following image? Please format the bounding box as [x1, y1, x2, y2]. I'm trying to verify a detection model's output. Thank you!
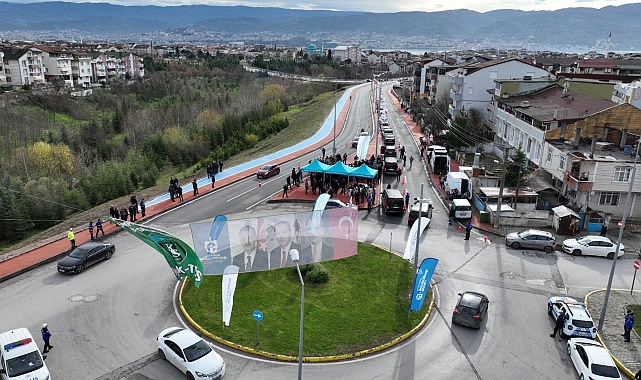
[505, 229, 556, 253]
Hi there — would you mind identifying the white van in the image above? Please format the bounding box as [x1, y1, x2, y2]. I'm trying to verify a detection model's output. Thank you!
[451, 198, 472, 220]
[0, 328, 51, 380]
[446, 171, 471, 199]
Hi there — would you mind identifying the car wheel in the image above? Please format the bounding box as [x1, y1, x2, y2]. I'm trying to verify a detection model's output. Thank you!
[157, 348, 166, 360]
[547, 304, 553, 316]
[276, 168, 280, 175]
[572, 249, 582, 256]
[187, 372, 195, 380]
[580, 374, 584, 380]
[544, 246, 554, 253]
[105, 250, 113, 259]
[511, 242, 521, 249]
[607, 252, 615, 260]
[76, 265, 85, 273]
[567, 343, 572, 355]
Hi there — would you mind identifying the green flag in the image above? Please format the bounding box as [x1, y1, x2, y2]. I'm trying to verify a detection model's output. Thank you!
[107, 217, 203, 288]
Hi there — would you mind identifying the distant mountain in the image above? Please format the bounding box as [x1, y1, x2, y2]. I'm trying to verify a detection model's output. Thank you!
[0, 1, 638, 52]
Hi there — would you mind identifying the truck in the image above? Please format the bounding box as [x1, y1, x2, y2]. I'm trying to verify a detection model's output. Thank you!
[430, 147, 449, 174]
[446, 171, 472, 199]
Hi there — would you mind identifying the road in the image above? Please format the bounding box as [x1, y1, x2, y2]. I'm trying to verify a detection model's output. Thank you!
[0, 83, 637, 380]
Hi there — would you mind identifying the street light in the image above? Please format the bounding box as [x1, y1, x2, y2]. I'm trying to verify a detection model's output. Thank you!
[332, 80, 338, 156]
[411, 183, 430, 300]
[290, 249, 304, 380]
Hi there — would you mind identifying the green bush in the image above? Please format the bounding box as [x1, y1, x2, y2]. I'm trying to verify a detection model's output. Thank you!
[302, 263, 330, 283]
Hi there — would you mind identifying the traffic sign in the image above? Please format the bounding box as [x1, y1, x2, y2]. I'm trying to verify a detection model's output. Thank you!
[618, 221, 623, 228]
[634, 261, 640, 270]
[253, 310, 263, 321]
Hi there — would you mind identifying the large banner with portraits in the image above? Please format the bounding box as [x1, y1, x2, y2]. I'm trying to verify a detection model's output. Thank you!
[191, 208, 358, 275]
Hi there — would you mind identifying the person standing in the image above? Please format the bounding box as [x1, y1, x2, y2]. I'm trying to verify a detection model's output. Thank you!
[211, 174, 216, 188]
[67, 228, 76, 249]
[464, 221, 472, 240]
[600, 221, 608, 237]
[139, 199, 146, 218]
[41, 323, 53, 353]
[87, 221, 94, 240]
[449, 203, 456, 225]
[192, 178, 199, 196]
[282, 183, 289, 198]
[409, 155, 414, 168]
[304, 178, 309, 194]
[550, 309, 567, 338]
[95, 218, 105, 237]
[322, 147, 326, 159]
[624, 311, 635, 342]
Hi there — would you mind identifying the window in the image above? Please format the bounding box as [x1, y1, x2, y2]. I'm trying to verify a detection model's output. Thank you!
[547, 147, 552, 162]
[599, 192, 620, 206]
[613, 166, 632, 182]
[559, 155, 566, 170]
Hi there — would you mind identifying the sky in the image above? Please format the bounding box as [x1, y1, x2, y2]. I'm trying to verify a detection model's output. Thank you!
[8, 0, 641, 13]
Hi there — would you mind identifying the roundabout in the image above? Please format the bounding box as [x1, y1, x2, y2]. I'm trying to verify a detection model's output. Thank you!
[178, 243, 435, 362]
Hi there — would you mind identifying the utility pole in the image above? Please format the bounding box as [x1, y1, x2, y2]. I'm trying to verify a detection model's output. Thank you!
[494, 145, 508, 228]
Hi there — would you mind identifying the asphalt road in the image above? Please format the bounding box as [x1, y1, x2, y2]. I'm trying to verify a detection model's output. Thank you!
[1, 83, 637, 380]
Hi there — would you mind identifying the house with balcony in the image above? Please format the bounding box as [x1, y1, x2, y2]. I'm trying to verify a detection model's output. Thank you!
[72, 50, 93, 88]
[332, 45, 360, 63]
[412, 58, 457, 105]
[491, 82, 615, 166]
[540, 103, 641, 220]
[612, 80, 641, 109]
[446, 58, 552, 122]
[2, 47, 45, 87]
[555, 58, 641, 83]
[36, 45, 73, 87]
[0, 50, 6, 89]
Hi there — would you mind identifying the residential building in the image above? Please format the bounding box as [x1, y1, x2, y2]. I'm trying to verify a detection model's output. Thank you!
[0, 50, 6, 88]
[612, 80, 641, 109]
[412, 58, 457, 105]
[37, 45, 73, 87]
[332, 45, 360, 63]
[446, 58, 552, 122]
[540, 103, 641, 220]
[2, 47, 45, 87]
[72, 50, 93, 88]
[491, 82, 615, 166]
[555, 58, 641, 83]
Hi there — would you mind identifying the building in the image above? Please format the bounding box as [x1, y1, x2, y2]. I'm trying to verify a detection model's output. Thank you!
[612, 80, 641, 109]
[447, 58, 552, 121]
[332, 45, 360, 63]
[2, 47, 45, 87]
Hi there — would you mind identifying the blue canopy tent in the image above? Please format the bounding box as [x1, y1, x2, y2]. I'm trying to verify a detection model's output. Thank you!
[325, 161, 354, 176]
[350, 163, 377, 179]
[301, 159, 331, 173]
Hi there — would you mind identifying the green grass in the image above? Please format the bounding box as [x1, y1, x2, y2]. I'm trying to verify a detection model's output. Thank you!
[181, 243, 431, 358]
[628, 305, 641, 337]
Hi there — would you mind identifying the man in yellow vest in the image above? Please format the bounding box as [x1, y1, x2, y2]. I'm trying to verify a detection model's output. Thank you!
[67, 228, 76, 249]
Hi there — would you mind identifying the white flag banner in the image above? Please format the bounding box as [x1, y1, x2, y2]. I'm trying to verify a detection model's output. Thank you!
[222, 265, 239, 326]
[403, 217, 430, 260]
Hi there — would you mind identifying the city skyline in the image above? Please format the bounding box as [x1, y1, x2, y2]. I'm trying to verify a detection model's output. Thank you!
[6, 0, 641, 13]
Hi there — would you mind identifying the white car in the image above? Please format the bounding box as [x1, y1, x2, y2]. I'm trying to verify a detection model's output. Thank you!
[567, 338, 622, 380]
[547, 296, 597, 339]
[157, 327, 225, 380]
[562, 236, 624, 259]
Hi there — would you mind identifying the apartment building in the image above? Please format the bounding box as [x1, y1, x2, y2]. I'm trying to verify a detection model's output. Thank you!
[539, 103, 641, 219]
[36, 45, 73, 87]
[412, 58, 457, 105]
[2, 47, 45, 87]
[446, 58, 552, 121]
[612, 80, 641, 109]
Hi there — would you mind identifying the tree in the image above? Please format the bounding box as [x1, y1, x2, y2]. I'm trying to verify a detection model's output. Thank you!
[505, 147, 528, 187]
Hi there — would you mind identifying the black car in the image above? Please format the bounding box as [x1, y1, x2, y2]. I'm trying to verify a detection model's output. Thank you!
[452, 291, 489, 329]
[57, 241, 115, 274]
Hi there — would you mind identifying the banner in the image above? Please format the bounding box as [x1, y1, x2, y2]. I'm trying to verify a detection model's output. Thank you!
[191, 215, 232, 275]
[409, 258, 438, 311]
[222, 265, 239, 326]
[107, 217, 203, 288]
[190, 209, 358, 274]
[403, 217, 431, 260]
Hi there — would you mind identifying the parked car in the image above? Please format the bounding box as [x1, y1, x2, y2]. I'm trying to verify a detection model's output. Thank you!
[407, 199, 433, 226]
[505, 229, 556, 253]
[256, 164, 280, 179]
[547, 296, 597, 339]
[383, 156, 398, 174]
[561, 236, 624, 259]
[567, 338, 622, 380]
[452, 291, 489, 329]
[157, 327, 225, 380]
[324, 198, 349, 209]
[351, 136, 360, 148]
[57, 241, 115, 274]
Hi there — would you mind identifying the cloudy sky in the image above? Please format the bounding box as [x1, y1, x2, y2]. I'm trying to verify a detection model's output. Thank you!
[9, 0, 641, 13]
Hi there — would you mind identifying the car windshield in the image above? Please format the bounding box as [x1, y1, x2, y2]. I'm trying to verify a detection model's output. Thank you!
[576, 237, 593, 244]
[517, 231, 531, 238]
[591, 363, 620, 377]
[183, 339, 213, 362]
[6, 350, 44, 377]
[260, 165, 273, 171]
[69, 247, 90, 258]
[457, 304, 479, 315]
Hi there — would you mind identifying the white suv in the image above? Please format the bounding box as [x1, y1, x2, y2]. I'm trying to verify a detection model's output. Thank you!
[547, 297, 597, 339]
